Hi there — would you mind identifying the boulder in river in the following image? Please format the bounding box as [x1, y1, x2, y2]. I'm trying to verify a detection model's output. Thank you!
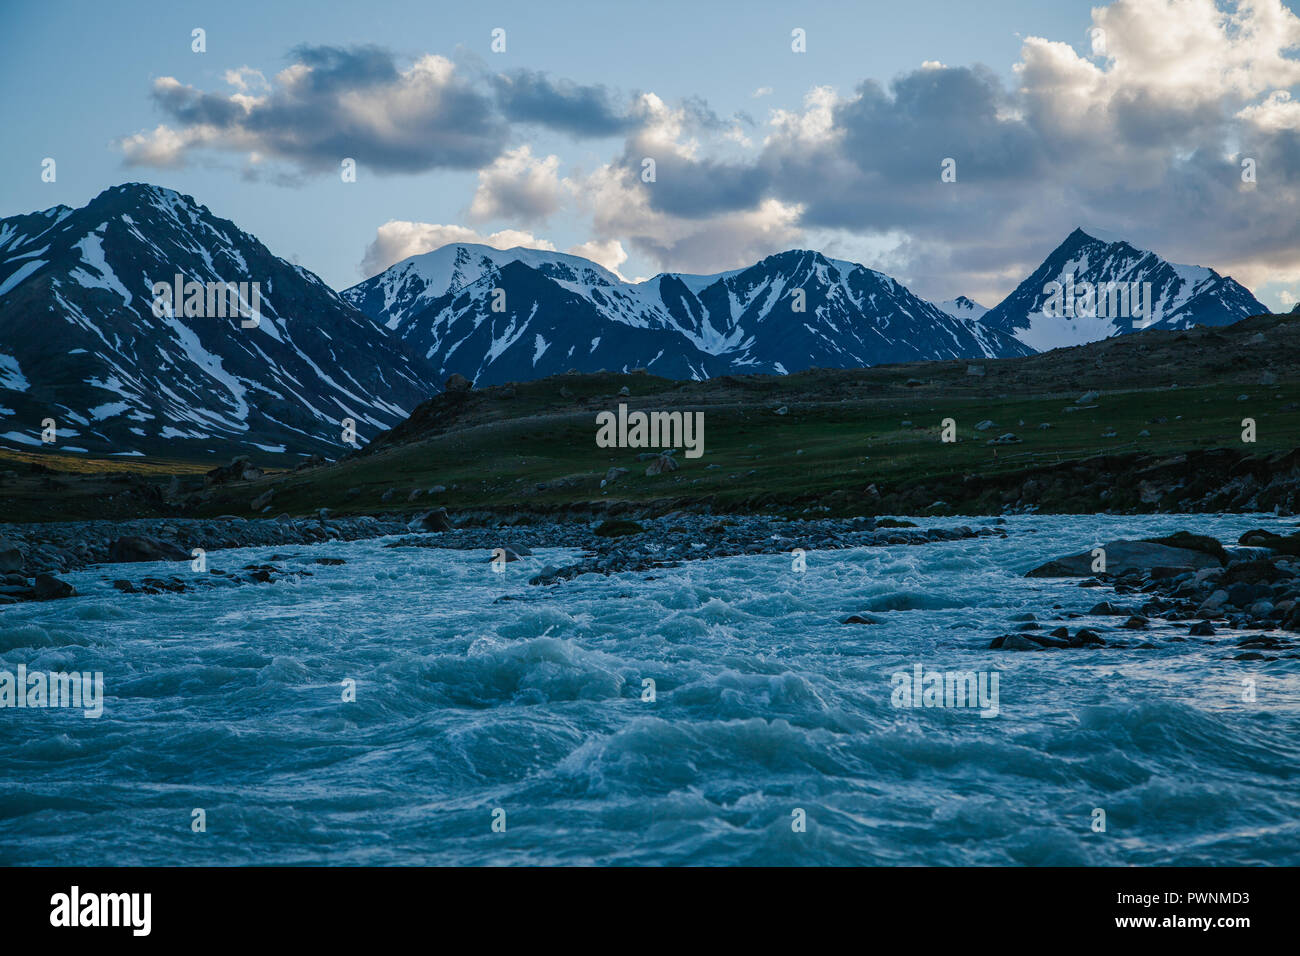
[32, 573, 75, 600]
[1027, 538, 1223, 578]
[1238, 529, 1300, 556]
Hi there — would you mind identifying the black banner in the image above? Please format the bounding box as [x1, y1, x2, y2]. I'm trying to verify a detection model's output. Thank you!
[0, 866, 1280, 943]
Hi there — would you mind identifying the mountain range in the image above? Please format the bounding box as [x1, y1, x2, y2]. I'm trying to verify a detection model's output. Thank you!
[0, 183, 1271, 459]
[340, 244, 1032, 385]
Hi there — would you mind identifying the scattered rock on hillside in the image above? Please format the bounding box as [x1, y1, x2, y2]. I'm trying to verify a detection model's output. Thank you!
[205, 455, 252, 485]
[646, 455, 679, 475]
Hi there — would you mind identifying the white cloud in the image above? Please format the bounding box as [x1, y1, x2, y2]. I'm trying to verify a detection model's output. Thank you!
[567, 239, 629, 277]
[467, 145, 565, 224]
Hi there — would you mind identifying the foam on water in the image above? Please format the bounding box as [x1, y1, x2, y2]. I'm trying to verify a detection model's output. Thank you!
[1, 514, 1298, 865]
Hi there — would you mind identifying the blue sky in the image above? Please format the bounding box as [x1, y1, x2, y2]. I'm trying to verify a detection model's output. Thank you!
[3, 0, 1299, 308]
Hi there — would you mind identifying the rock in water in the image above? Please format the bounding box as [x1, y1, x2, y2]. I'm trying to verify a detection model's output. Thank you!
[1027, 539, 1223, 577]
[1238, 529, 1300, 556]
[32, 573, 75, 600]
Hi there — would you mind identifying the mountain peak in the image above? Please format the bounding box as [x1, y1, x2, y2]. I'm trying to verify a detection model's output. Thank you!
[92, 181, 190, 205]
[982, 229, 1265, 350]
[938, 296, 988, 320]
[0, 183, 436, 458]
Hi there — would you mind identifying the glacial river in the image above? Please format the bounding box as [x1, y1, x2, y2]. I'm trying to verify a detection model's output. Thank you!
[2, 513, 1298, 865]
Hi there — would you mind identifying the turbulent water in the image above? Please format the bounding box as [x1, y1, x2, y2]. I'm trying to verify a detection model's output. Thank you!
[2, 513, 1298, 866]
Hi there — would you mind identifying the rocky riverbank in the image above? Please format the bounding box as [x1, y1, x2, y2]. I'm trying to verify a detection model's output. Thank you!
[0, 508, 1008, 605]
[987, 527, 1300, 659]
[383, 512, 1008, 584]
[0, 514, 409, 604]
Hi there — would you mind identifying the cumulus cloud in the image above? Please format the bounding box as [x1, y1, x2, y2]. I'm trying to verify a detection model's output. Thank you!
[567, 239, 631, 277]
[120, 46, 507, 174]
[467, 145, 565, 224]
[359, 221, 557, 277]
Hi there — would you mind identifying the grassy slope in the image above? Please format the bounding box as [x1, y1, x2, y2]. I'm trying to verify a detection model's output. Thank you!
[196, 315, 1300, 519]
[3, 314, 1296, 523]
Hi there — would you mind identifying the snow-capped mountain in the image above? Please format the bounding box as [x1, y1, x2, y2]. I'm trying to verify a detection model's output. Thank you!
[938, 296, 988, 321]
[343, 245, 1033, 385]
[0, 183, 437, 459]
[980, 228, 1267, 351]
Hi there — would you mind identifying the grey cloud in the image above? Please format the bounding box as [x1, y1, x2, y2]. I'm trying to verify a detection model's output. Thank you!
[491, 70, 635, 137]
[140, 45, 507, 173]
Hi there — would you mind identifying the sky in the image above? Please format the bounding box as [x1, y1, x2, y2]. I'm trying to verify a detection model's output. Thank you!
[3, 0, 1299, 309]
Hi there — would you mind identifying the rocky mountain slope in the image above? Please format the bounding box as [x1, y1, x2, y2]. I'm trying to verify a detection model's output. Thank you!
[0, 184, 437, 459]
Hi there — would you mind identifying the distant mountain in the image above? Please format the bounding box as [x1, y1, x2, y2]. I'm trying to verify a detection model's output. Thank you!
[980, 228, 1267, 351]
[342, 245, 1033, 385]
[937, 295, 988, 320]
[2, 185, 1273, 464]
[0, 184, 436, 458]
